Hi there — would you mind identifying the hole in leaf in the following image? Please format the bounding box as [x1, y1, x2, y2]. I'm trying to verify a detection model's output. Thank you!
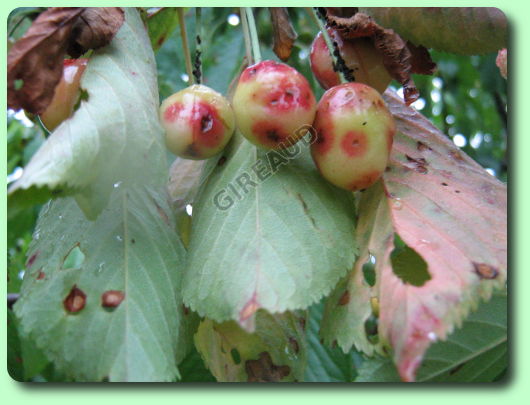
[362, 254, 376, 286]
[61, 244, 85, 270]
[390, 234, 431, 286]
[364, 314, 379, 344]
[230, 348, 241, 365]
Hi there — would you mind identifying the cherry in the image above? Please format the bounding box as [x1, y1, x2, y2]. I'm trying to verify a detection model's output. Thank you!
[310, 82, 396, 191]
[232, 60, 317, 150]
[309, 30, 392, 94]
[40, 58, 88, 131]
[159, 84, 235, 160]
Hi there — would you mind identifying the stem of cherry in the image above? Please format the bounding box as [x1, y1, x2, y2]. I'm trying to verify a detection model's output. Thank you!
[177, 8, 194, 85]
[245, 7, 262, 64]
[240, 8, 253, 64]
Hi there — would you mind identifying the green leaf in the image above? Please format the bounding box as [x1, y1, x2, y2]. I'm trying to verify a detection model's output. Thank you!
[194, 310, 307, 382]
[7, 310, 24, 381]
[14, 186, 185, 382]
[12, 9, 186, 382]
[355, 291, 507, 382]
[183, 132, 357, 328]
[147, 8, 180, 51]
[305, 302, 362, 382]
[360, 7, 508, 55]
[9, 8, 168, 220]
[178, 347, 216, 382]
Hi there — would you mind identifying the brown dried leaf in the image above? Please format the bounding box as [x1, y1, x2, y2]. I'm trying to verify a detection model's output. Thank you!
[7, 7, 124, 114]
[7, 7, 85, 113]
[67, 7, 124, 58]
[324, 10, 436, 105]
[269, 8, 297, 62]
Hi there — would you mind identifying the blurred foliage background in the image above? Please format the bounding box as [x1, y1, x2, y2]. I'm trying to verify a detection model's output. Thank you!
[6, 7, 507, 381]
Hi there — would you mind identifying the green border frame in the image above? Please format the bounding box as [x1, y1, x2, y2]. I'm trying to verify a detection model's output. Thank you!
[2, 0, 526, 401]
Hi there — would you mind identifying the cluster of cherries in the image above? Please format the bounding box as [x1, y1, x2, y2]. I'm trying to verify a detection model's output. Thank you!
[41, 29, 396, 192]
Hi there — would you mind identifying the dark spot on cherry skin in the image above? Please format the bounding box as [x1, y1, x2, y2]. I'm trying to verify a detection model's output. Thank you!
[200, 113, 213, 133]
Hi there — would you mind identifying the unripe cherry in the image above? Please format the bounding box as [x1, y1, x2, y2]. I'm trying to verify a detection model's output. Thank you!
[232, 60, 317, 150]
[159, 84, 236, 160]
[309, 30, 392, 94]
[311, 82, 396, 191]
[40, 58, 88, 131]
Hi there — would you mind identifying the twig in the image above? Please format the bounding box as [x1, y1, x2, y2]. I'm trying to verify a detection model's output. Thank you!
[177, 8, 194, 85]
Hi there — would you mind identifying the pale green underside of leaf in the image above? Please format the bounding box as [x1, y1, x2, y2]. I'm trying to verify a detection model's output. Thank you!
[355, 291, 507, 382]
[360, 7, 508, 55]
[183, 133, 357, 328]
[13, 9, 186, 382]
[9, 8, 167, 220]
[14, 187, 185, 382]
[195, 310, 307, 382]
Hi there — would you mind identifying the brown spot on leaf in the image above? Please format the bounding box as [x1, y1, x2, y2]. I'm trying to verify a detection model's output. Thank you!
[416, 141, 432, 152]
[101, 290, 124, 308]
[404, 154, 428, 174]
[63, 285, 86, 313]
[182, 304, 190, 316]
[338, 290, 350, 306]
[473, 263, 499, 279]
[36, 270, 46, 280]
[26, 251, 39, 268]
[449, 150, 465, 163]
[245, 352, 291, 382]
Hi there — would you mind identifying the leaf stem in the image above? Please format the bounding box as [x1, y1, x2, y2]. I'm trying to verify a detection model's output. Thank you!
[245, 7, 262, 64]
[194, 7, 203, 84]
[310, 7, 348, 84]
[177, 8, 194, 85]
[240, 7, 253, 65]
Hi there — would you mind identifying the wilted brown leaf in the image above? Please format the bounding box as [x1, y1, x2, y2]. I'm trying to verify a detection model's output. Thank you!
[66, 7, 124, 57]
[7, 8, 85, 113]
[7, 7, 124, 114]
[323, 9, 436, 105]
[269, 8, 297, 62]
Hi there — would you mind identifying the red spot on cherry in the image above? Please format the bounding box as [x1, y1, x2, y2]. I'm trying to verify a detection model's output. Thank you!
[340, 130, 367, 157]
[163, 102, 184, 122]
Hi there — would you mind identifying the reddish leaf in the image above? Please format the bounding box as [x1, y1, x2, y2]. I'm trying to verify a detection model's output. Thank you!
[7, 7, 124, 114]
[323, 10, 436, 105]
[269, 8, 297, 62]
[321, 90, 507, 382]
